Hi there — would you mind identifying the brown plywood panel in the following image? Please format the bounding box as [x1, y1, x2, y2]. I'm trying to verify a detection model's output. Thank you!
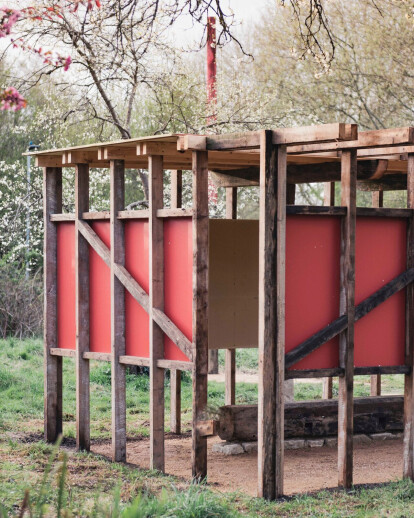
[208, 219, 259, 349]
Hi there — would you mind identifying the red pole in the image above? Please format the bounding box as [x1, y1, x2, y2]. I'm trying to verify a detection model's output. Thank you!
[207, 16, 218, 204]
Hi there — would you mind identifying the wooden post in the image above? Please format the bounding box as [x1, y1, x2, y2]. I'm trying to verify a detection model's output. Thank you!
[371, 190, 383, 397]
[149, 155, 165, 471]
[257, 131, 287, 499]
[404, 153, 414, 479]
[75, 164, 90, 451]
[110, 159, 126, 462]
[225, 187, 237, 406]
[192, 150, 209, 480]
[43, 167, 63, 443]
[338, 150, 356, 489]
[323, 181, 335, 400]
[170, 170, 182, 435]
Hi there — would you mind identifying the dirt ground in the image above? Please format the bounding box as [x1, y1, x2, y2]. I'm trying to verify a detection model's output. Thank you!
[92, 435, 403, 496]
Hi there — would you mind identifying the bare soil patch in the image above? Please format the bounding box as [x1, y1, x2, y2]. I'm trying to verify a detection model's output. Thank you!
[92, 435, 403, 496]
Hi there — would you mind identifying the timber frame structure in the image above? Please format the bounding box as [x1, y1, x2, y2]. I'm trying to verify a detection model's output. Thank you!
[32, 123, 414, 500]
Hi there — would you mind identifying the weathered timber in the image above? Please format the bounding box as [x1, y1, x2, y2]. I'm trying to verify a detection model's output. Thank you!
[110, 159, 127, 463]
[170, 169, 183, 435]
[83, 352, 111, 361]
[75, 164, 90, 451]
[216, 396, 404, 443]
[225, 186, 237, 406]
[50, 348, 75, 358]
[286, 368, 343, 379]
[211, 160, 387, 188]
[404, 153, 414, 480]
[285, 267, 414, 369]
[358, 175, 407, 191]
[44, 167, 63, 443]
[192, 150, 209, 480]
[149, 154, 165, 472]
[257, 131, 287, 499]
[338, 149, 357, 489]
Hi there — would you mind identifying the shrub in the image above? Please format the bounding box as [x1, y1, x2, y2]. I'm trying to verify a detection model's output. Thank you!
[0, 261, 42, 338]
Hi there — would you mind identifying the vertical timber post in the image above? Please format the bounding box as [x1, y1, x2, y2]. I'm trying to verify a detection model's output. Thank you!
[192, 150, 209, 480]
[370, 190, 383, 396]
[170, 170, 182, 434]
[257, 131, 287, 499]
[404, 153, 414, 479]
[337, 150, 356, 488]
[149, 155, 165, 471]
[225, 187, 237, 406]
[110, 159, 126, 462]
[75, 164, 90, 451]
[323, 181, 335, 400]
[44, 166, 63, 442]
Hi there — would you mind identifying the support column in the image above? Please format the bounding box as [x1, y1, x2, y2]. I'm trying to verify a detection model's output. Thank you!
[149, 155, 165, 471]
[225, 186, 237, 406]
[371, 190, 383, 396]
[323, 181, 335, 400]
[75, 164, 90, 451]
[404, 153, 414, 479]
[257, 131, 287, 499]
[110, 159, 126, 462]
[338, 150, 356, 489]
[170, 170, 182, 434]
[43, 167, 63, 443]
[192, 151, 209, 480]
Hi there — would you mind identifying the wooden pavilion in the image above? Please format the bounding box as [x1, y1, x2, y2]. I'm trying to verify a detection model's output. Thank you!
[30, 123, 414, 499]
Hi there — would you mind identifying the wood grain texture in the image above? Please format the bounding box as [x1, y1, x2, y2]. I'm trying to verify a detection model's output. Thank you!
[149, 155, 165, 472]
[404, 153, 414, 480]
[370, 190, 383, 397]
[257, 131, 287, 499]
[323, 180, 334, 400]
[43, 167, 63, 443]
[224, 187, 237, 406]
[170, 169, 182, 435]
[191, 150, 209, 480]
[75, 164, 90, 451]
[110, 159, 127, 462]
[338, 150, 357, 489]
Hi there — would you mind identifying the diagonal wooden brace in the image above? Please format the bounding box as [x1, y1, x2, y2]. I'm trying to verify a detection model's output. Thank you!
[286, 267, 414, 369]
[77, 220, 193, 361]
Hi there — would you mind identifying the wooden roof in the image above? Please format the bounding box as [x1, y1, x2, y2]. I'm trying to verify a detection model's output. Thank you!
[25, 124, 414, 190]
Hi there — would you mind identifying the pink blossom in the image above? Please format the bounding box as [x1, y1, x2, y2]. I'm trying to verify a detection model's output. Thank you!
[63, 55, 72, 71]
[0, 87, 27, 111]
[0, 7, 21, 38]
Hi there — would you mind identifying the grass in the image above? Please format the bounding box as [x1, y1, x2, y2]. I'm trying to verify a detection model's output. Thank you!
[0, 337, 411, 516]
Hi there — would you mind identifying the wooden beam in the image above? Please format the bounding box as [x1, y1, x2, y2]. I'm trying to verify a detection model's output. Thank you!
[170, 169, 182, 435]
[323, 180, 335, 400]
[83, 352, 111, 361]
[149, 154, 165, 472]
[206, 123, 356, 150]
[75, 163, 90, 452]
[50, 348, 75, 358]
[371, 190, 383, 397]
[257, 131, 287, 499]
[43, 167, 63, 443]
[285, 267, 414, 368]
[177, 135, 207, 151]
[110, 159, 127, 462]
[404, 153, 414, 480]
[225, 187, 237, 406]
[192, 150, 209, 480]
[338, 149, 357, 489]
[288, 127, 414, 154]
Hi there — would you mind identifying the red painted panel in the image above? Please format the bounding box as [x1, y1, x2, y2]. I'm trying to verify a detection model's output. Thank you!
[57, 223, 76, 350]
[89, 221, 111, 353]
[286, 216, 341, 370]
[164, 218, 192, 362]
[124, 220, 150, 357]
[354, 218, 406, 367]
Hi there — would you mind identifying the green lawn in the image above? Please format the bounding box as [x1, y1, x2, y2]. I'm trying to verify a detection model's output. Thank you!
[0, 338, 411, 517]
